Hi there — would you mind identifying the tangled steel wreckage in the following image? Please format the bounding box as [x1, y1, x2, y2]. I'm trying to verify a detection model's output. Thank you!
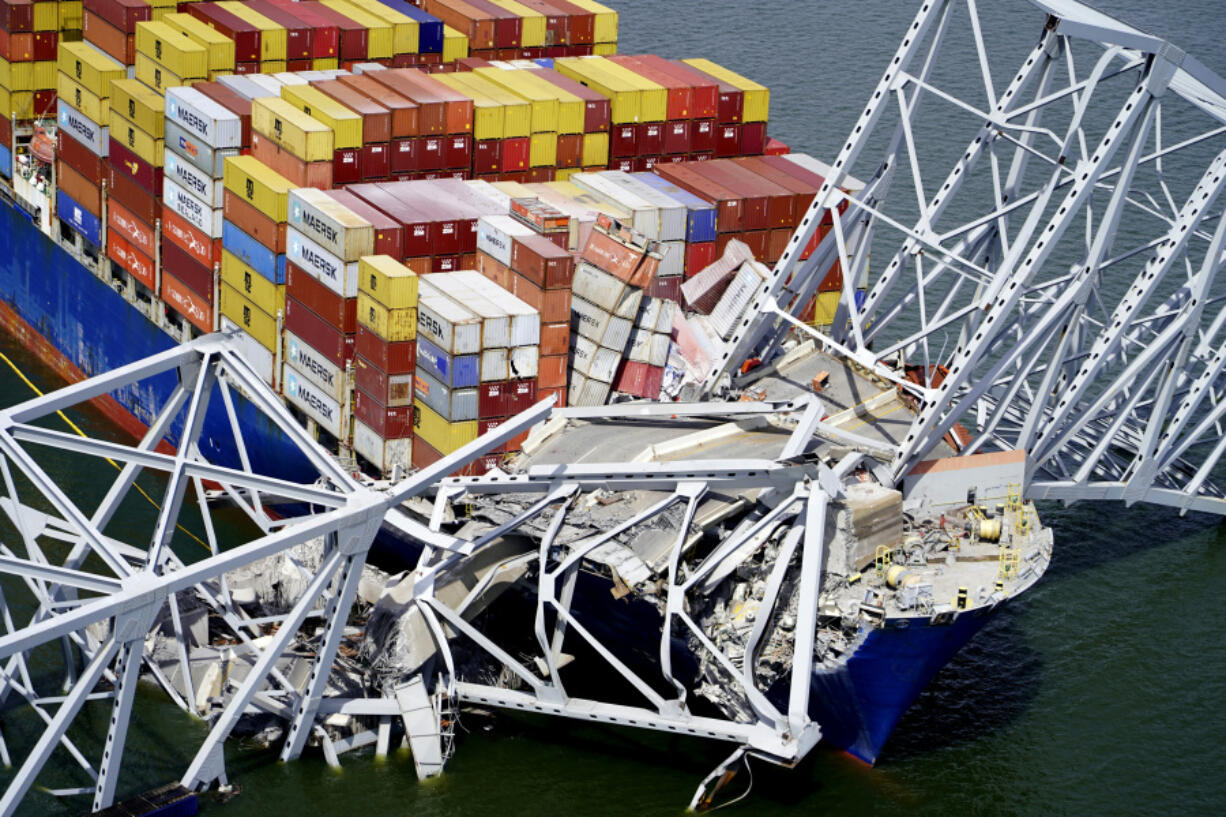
[3, 0, 1226, 813]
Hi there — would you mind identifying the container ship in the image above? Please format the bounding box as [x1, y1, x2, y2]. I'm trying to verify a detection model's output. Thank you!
[0, 0, 1048, 773]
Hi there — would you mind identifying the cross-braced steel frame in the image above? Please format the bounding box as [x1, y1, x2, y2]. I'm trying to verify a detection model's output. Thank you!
[716, 0, 1226, 515]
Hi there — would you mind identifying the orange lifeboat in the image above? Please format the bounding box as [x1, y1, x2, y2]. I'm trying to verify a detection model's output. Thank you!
[29, 124, 55, 166]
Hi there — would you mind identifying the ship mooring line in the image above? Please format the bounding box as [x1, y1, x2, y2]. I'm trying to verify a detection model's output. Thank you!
[0, 351, 210, 552]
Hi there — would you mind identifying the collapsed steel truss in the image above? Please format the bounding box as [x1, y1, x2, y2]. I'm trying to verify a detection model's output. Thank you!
[717, 0, 1226, 515]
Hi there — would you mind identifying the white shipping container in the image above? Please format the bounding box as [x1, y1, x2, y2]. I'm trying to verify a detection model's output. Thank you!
[221, 316, 274, 385]
[450, 270, 540, 347]
[283, 364, 343, 438]
[353, 420, 412, 475]
[602, 171, 688, 241]
[627, 328, 671, 367]
[164, 148, 224, 207]
[477, 214, 534, 267]
[272, 72, 310, 85]
[576, 377, 611, 406]
[421, 275, 511, 350]
[568, 372, 588, 407]
[287, 227, 359, 298]
[163, 177, 223, 238]
[509, 345, 539, 379]
[283, 330, 346, 402]
[416, 291, 484, 356]
[216, 73, 268, 100]
[165, 86, 243, 149]
[465, 179, 512, 211]
[289, 187, 375, 262]
[569, 334, 619, 383]
[572, 262, 642, 318]
[571, 296, 632, 351]
[710, 261, 769, 340]
[572, 172, 659, 238]
[58, 102, 108, 156]
[480, 347, 509, 382]
[415, 368, 479, 422]
[245, 73, 285, 96]
[658, 241, 684, 278]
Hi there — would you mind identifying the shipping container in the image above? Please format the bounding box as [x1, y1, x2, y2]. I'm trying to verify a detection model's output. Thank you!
[357, 323, 416, 374]
[134, 20, 209, 79]
[323, 187, 406, 259]
[162, 12, 237, 74]
[284, 328, 346, 401]
[288, 226, 359, 297]
[279, 82, 363, 149]
[251, 95, 335, 161]
[220, 281, 279, 351]
[285, 294, 354, 367]
[223, 191, 287, 254]
[222, 249, 286, 316]
[222, 153, 295, 222]
[183, 2, 262, 63]
[336, 72, 419, 137]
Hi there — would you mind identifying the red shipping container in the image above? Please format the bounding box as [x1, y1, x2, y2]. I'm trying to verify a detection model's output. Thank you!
[83, 0, 146, 33]
[107, 231, 155, 290]
[690, 119, 716, 154]
[354, 354, 413, 407]
[511, 232, 573, 289]
[165, 206, 222, 269]
[356, 387, 413, 438]
[663, 120, 691, 155]
[538, 355, 566, 389]
[478, 380, 506, 418]
[355, 324, 415, 375]
[365, 69, 445, 134]
[391, 137, 421, 173]
[444, 133, 471, 169]
[510, 273, 570, 323]
[333, 146, 362, 184]
[312, 79, 391, 144]
[234, 61, 258, 75]
[222, 192, 286, 254]
[556, 132, 581, 168]
[346, 183, 434, 256]
[244, 0, 313, 61]
[163, 270, 214, 334]
[109, 138, 162, 196]
[0, 0, 33, 33]
[32, 30, 55, 61]
[533, 68, 610, 132]
[635, 156, 658, 173]
[267, 0, 339, 58]
[671, 60, 742, 124]
[419, 135, 444, 170]
[378, 180, 462, 253]
[610, 123, 636, 158]
[56, 128, 105, 180]
[538, 385, 566, 409]
[466, 0, 521, 48]
[82, 10, 131, 64]
[362, 142, 390, 180]
[646, 274, 683, 302]
[764, 137, 790, 156]
[108, 199, 155, 260]
[610, 55, 693, 120]
[526, 166, 554, 183]
[33, 90, 55, 116]
[714, 123, 741, 158]
[741, 122, 766, 156]
[107, 164, 156, 225]
[636, 55, 717, 119]
[323, 188, 405, 260]
[287, 261, 357, 333]
[504, 378, 537, 415]
[432, 254, 460, 272]
[502, 136, 529, 171]
[638, 122, 664, 156]
[655, 163, 743, 232]
[284, 295, 354, 369]
[252, 132, 333, 189]
[684, 241, 717, 278]
[474, 138, 501, 174]
[183, 2, 261, 62]
[161, 234, 214, 299]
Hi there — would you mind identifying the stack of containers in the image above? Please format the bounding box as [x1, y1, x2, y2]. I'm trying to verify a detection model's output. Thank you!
[310, 76, 392, 181]
[278, 82, 363, 184]
[163, 11, 239, 78]
[362, 67, 474, 179]
[133, 19, 207, 94]
[161, 85, 243, 332]
[334, 70, 421, 178]
[55, 41, 124, 246]
[680, 57, 769, 157]
[82, 0, 148, 68]
[281, 186, 376, 443]
[183, 3, 264, 75]
[433, 67, 529, 180]
[569, 169, 687, 298]
[472, 63, 586, 180]
[250, 93, 335, 188]
[321, 0, 393, 67]
[606, 54, 710, 166]
[568, 214, 660, 406]
[554, 55, 665, 174]
[0, 0, 54, 133]
[352, 253, 417, 474]
[219, 153, 295, 385]
[613, 296, 675, 400]
[105, 77, 163, 296]
[411, 273, 482, 472]
[220, 1, 289, 74]
[528, 63, 609, 172]
[631, 170, 717, 278]
[569, 0, 616, 55]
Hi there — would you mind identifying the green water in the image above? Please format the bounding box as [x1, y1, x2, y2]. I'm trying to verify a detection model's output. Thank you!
[3, 0, 1226, 812]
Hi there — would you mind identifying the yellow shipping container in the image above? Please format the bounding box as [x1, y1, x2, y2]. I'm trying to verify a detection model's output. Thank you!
[433, 74, 503, 141]
[811, 291, 840, 327]
[346, 0, 418, 55]
[220, 284, 280, 352]
[529, 132, 556, 167]
[442, 25, 467, 63]
[221, 251, 286, 318]
[320, 0, 393, 59]
[554, 57, 638, 124]
[108, 110, 164, 167]
[217, 2, 287, 62]
[312, 58, 340, 71]
[134, 52, 190, 94]
[163, 13, 236, 74]
[32, 60, 55, 90]
[567, 0, 617, 44]
[490, 67, 583, 134]
[0, 88, 33, 118]
[1, 59, 34, 92]
[596, 57, 665, 122]
[32, 2, 58, 31]
[592, 42, 616, 56]
[152, 7, 175, 22]
[484, 0, 544, 48]
[279, 84, 363, 150]
[58, 41, 125, 101]
[261, 60, 287, 73]
[109, 78, 164, 139]
[59, 2, 84, 29]
[414, 399, 477, 453]
[474, 67, 558, 134]
[251, 96, 335, 162]
[453, 72, 531, 138]
[555, 166, 580, 182]
[581, 131, 608, 166]
[223, 155, 295, 223]
[56, 72, 108, 123]
[358, 292, 416, 341]
[359, 256, 419, 309]
[682, 58, 769, 122]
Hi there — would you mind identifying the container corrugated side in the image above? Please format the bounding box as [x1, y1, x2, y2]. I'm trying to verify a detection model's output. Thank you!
[354, 420, 412, 473]
[417, 289, 483, 355]
[220, 282, 280, 351]
[58, 41, 125, 100]
[279, 83, 364, 150]
[570, 171, 657, 238]
[163, 12, 237, 74]
[414, 398, 477, 452]
[221, 249, 287, 312]
[165, 147, 224, 207]
[451, 269, 539, 346]
[284, 328, 346, 401]
[109, 78, 164, 139]
[416, 335, 480, 388]
[251, 96, 335, 162]
[709, 260, 767, 339]
[223, 154, 294, 222]
[602, 170, 687, 242]
[571, 294, 632, 351]
[359, 254, 419, 308]
[167, 119, 239, 177]
[571, 261, 640, 317]
[166, 85, 243, 149]
[477, 213, 533, 267]
[283, 364, 344, 437]
[164, 177, 223, 238]
[415, 369, 478, 423]
[421, 274, 511, 349]
[58, 101, 109, 156]
[288, 227, 360, 297]
[358, 292, 417, 341]
[134, 20, 209, 79]
[682, 58, 768, 122]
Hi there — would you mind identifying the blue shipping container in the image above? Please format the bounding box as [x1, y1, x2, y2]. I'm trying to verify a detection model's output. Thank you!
[223, 220, 286, 284]
[416, 336, 480, 389]
[0, 144, 11, 179]
[631, 172, 717, 243]
[376, 0, 444, 53]
[56, 190, 102, 246]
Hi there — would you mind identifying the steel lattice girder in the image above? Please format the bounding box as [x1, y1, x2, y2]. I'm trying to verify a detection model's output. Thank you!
[719, 0, 1226, 515]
